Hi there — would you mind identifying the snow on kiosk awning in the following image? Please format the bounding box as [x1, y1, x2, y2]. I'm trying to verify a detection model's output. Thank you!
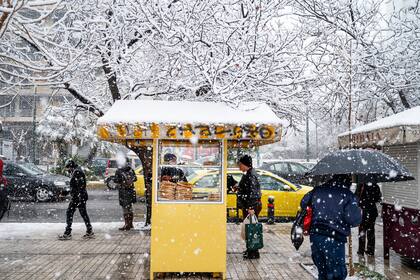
[97, 100, 284, 146]
[338, 106, 420, 148]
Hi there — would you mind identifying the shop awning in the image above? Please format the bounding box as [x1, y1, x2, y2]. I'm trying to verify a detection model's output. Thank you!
[97, 100, 284, 145]
[338, 106, 420, 148]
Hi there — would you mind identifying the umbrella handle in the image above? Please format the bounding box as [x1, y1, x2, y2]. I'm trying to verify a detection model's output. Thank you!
[348, 233, 355, 276]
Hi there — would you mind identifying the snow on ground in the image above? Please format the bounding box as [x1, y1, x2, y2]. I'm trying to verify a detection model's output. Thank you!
[0, 222, 149, 239]
[301, 264, 366, 280]
[339, 106, 420, 136]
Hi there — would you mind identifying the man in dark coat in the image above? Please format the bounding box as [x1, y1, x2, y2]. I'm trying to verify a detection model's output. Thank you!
[236, 155, 262, 259]
[114, 158, 137, 231]
[59, 159, 93, 240]
[160, 153, 187, 183]
[356, 182, 382, 256]
[300, 175, 362, 280]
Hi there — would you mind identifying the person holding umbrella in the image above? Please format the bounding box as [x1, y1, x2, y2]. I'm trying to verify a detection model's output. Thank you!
[300, 175, 362, 280]
[356, 182, 382, 256]
[303, 149, 414, 277]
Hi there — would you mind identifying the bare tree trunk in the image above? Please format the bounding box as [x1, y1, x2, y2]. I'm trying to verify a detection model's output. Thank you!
[131, 145, 154, 226]
[101, 55, 121, 101]
[398, 89, 411, 109]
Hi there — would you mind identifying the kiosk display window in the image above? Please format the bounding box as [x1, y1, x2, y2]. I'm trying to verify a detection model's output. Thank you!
[157, 140, 223, 202]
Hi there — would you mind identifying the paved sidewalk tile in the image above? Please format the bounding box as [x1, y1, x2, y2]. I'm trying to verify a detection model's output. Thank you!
[0, 223, 419, 279]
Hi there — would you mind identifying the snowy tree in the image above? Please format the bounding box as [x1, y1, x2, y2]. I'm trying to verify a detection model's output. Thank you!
[292, 0, 420, 128]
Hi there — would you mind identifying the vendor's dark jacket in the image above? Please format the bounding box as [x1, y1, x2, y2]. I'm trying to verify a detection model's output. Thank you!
[69, 166, 88, 202]
[161, 166, 187, 183]
[300, 184, 362, 242]
[356, 183, 382, 222]
[114, 166, 137, 207]
[237, 168, 261, 209]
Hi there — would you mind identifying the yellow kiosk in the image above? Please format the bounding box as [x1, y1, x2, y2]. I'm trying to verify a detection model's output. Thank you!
[97, 100, 283, 279]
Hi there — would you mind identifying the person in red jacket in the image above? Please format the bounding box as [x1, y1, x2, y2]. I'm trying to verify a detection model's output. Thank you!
[0, 159, 10, 221]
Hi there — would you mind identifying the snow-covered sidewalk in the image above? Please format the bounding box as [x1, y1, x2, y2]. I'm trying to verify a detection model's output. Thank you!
[0, 222, 418, 279]
[0, 222, 150, 239]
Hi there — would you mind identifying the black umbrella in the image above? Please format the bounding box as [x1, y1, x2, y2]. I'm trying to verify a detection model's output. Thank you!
[306, 149, 415, 183]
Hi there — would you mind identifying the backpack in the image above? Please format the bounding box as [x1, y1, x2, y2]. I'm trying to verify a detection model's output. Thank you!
[291, 190, 314, 250]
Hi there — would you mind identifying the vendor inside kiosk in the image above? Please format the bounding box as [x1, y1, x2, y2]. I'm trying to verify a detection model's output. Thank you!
[96, 100, 283, 279]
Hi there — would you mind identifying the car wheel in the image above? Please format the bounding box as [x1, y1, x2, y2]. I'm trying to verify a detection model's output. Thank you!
[106, 178, 117, 190]
[35, 187, 51, 202]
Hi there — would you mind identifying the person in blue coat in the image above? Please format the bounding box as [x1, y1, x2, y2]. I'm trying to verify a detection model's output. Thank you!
[300, 175, 362, 280]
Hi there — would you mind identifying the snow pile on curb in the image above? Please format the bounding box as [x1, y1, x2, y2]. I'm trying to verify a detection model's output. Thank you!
[0, 222, 149, 239]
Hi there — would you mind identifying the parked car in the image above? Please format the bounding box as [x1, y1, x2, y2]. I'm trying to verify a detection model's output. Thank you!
[298, 161, 317, 170]
[188, 169, 313, 219]
[3, 161, 71, 202]
[134, 167, 146, 198]
[260, 160, 311, 185]
[105, 157, 142, 189]
[89, 157, 108, 178]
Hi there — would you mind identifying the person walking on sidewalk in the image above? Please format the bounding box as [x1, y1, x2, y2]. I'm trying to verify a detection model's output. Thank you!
[356, 182, 382, 256]
[59, 159, 93, 240]
[236, 155, 262, 259]
[114, 157, 137, 231]
[300, 175, 362, 280]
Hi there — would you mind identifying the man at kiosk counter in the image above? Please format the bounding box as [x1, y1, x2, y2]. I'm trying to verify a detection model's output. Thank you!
[161, 153, 188, 183]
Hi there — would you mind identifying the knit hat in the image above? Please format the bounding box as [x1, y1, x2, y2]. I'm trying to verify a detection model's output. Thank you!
[164, 153, 177, 163]
[238, 155, 253, 168]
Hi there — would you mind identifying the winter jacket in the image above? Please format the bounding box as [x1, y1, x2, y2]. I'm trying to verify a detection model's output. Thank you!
[69, 166, 88, 202]
[0, 159, 9, 221]
[160, 166, 187, 183]
[300, 184, 362, 242]
[356, 183, 382, 223]
[237, 168, 261, 209]
[114, 166, 137, 207]
[0, 159, 6, 186]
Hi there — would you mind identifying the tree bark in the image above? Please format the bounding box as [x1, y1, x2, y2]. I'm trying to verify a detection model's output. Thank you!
[101, 55, 121, 101]
[131, 145, 154, 226]
[398, 89, 411, 109]
[64, 83, 104, 117]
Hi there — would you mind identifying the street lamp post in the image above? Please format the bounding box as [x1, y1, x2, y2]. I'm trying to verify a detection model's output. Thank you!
[32, 86, 37, 164]
[305, 105, 310, 162]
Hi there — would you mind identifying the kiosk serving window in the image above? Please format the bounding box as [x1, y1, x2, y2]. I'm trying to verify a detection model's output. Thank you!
[157, 140, 223, 203]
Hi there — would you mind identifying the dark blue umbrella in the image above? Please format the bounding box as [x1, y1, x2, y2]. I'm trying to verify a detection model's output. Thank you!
[306, 149, 415, 183]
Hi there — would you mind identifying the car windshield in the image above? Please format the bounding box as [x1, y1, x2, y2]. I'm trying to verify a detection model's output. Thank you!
[93, 159, 107, 165]
[19, 163, 44, 176]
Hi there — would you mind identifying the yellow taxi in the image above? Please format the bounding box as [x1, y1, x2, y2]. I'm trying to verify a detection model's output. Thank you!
[134, 167, 146, 197]
[189, 169, 312, 219]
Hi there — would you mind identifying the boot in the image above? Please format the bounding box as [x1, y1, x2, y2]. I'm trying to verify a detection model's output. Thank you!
[127, 213, 134, 230]
[119, 214, 129, 231]
[58, 232, 72, 240]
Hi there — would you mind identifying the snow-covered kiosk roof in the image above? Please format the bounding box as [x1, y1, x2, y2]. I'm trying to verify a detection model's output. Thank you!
[97, 100, 284, 146]
[338, 106, 420, 148]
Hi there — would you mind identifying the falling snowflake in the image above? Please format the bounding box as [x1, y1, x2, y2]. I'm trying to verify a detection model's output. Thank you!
[394, 201, 402, 211]
[189, 135, 199, 145]
[389, 169, 398, 178]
